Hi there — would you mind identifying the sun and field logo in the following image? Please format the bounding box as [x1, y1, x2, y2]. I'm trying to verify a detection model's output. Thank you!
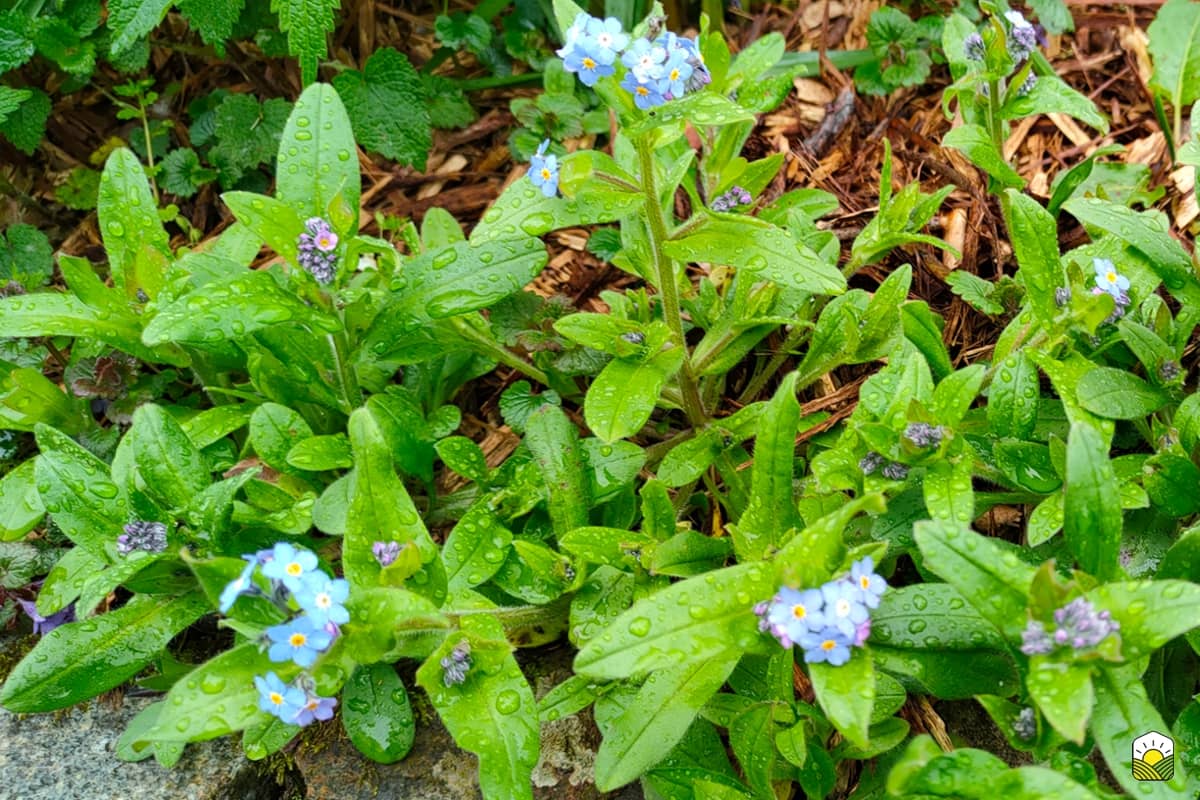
[1132, 731, 1174, 781]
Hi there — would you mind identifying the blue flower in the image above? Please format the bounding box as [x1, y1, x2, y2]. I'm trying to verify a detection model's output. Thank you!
[260, 542, 320, 592]
[294, 575, 350, 627]
[556, 12, 590, 58]
[266, 615, 334, 667]
[529, 140, 560, 198]
[620, 71, 666, 109]
[621, 39, 667, 83]
[219, 557, 259, 614]
[848, 557, 888, 609]
[657, 48, 693, 98]
[563, 46, 615, 87]
[293, 690, 338, 726]
[759, 586, 825, 647]
[799, 626, 853, 666]
[821, 581, 870, 639]
[1092, 258, 1130, 299]
[585, 16, 629, 61]
[255, 672, 306, 720]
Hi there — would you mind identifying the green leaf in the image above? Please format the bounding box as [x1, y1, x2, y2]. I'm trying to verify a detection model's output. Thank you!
[1001, 190, 1063, 323]
[249, 402, 313, 472]
[1027, 659, 1092, 744]
[1144, 454, 1200, 517]
[142, 271, 341, 347]
[181, 404, 255, 449]
[242, 717, 300, 760]
[574, 562, 777, 680]
[0, 292, 166, 365]
[1062, 198, 1193, 281]
[135, 642, 287, 744]
[270, 0, 339, 84]
[810, 648, 875, 749]
[471, 175, 642, 244]
[128, 404, 210, 511]
[442, 503, 513, 592]
[158, 148, 213, 198]
[663, 215, 846, 296]
[0, 593, 206, 712]
[285, 434, 352, 471]
[584, 348, 684, 443]
[416, 616, 538, 800]
[1148, 0, 1200, 126]
[0, 459, 44, 541]
[912, 520, 1033, 640]
[594, 653, 740, 791]
[275, 83, 359, 224]
[0, 224, 53, 290]
[222, 192, 304, 264]
[0, 88, 50, 154]
[333, 48, 430, 169]
[1077, 367, 1170, 419]
[34, 424, 126, 560]
[0, 12, 35, 73]
[922, 457, 975, 526]
[649, 531, 733, 577]
[1064, 422, 1121, 580]
[987, 350, 1039, 439]
[1092, 664, 1189, 797]
[209, 96, 291, 185]
[945, 271, 1004, 315]
[98, 148, 171, 298]
[525, 405, 590, 536]
[1028, 0, 1074, 33]
[1089, 580, 1200, 661]
[1001, 76, 1106, 132]
[342, 663, 415, 764]
[106, 0, 172, 55]
[736, 372, 801, 561]
[944, 125, 1025, 188]
[344, 408, 445, 603]
[177, 0, 245, 45]
[627, 93, 755, 135]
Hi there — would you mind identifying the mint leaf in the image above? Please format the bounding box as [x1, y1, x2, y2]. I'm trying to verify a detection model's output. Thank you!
[271, 0, 339, 84]
[207, 95, 291, 185]
[0, 224, 54, 290]
[0, 11, 35, 72]
[32, 19, 97, 77]
[107, 0, 173, 55]
[178, 0, 247, 47]
[0, 87, 31, 127]
[333, 47, 431, 169]
[435, 12, 492, 52]
[160, 148, 217, 197]
[423, 75, 476, 130]
[0, 89, 51, 155]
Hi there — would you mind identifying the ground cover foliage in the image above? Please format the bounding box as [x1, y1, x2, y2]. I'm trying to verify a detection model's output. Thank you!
[3, 0, 1200, 797]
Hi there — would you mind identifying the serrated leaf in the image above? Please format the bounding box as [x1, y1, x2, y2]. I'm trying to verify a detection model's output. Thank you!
[271, 0, 339, 84]
[178, 0, 246, 45]
[0, 11, 35, 72]
[107, 0, 173, 55]
[0, 88, 51, 155]
[0, 86, 31, 125]
[0, 224, 52, 290]
[208, 96, 291, 185]
[333, 48, 430, 169]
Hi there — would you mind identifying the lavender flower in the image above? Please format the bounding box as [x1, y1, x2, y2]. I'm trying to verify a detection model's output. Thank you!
[373, 540, 401, 567]
[116, 521, 168, 555]
[1020, 597, 1119, 656]
[441, 640, 473, 686]
[1005, 11, 1038, 61]
[297, 217, 339, 284]
[1013, 707, 1037, 741]
[904, 422, 944, 448]
[16, 598, 75, 635]
[881, 462, 910, 481]
[1016, 72, 1037, 97]
[711, 185, 753, 212]
[859, 451, 886, 475]
[963, 32, 985, 62]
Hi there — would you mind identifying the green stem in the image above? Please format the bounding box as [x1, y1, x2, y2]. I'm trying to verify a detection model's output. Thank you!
[455, 72, 544, 92]
[327, 330, 362, 413]
[450, 315, 550, 386]
[636, 137, 707, 427]
[986, 78, 1006, 157]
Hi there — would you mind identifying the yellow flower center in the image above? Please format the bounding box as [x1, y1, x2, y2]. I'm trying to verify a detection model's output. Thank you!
[582, 57, 596, 69]
[792, 605, 807, 620]
[670, 68, 681, 80]
[540, 168, 551, 180]
[859, 576, 871, 590]
[1105, 271, 1117, 283]
[269, 691, 284, 706]
[636, 86, 649, 96]
[285, 562, 303, 577]
[306, 699, 319, 711]
[821, 639, 837, 651]
[289, 632, 308, 647]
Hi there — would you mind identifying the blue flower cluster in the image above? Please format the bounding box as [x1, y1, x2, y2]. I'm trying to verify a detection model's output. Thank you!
[556, 13, 710, 109]
[220, 542, 344, 727]
[754, 557, 887, 666]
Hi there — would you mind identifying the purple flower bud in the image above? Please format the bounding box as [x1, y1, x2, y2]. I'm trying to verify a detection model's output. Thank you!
[881, 462, 910, 481]
[1013, 707, 1037, 740]
[441, 640, 473, 686]
[373, 540, 401, 567]
[904, 422, 944, 448]
[117, 520, 168, 555]
[963, 33, 985, 61]
[859, 451, 886, 475]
